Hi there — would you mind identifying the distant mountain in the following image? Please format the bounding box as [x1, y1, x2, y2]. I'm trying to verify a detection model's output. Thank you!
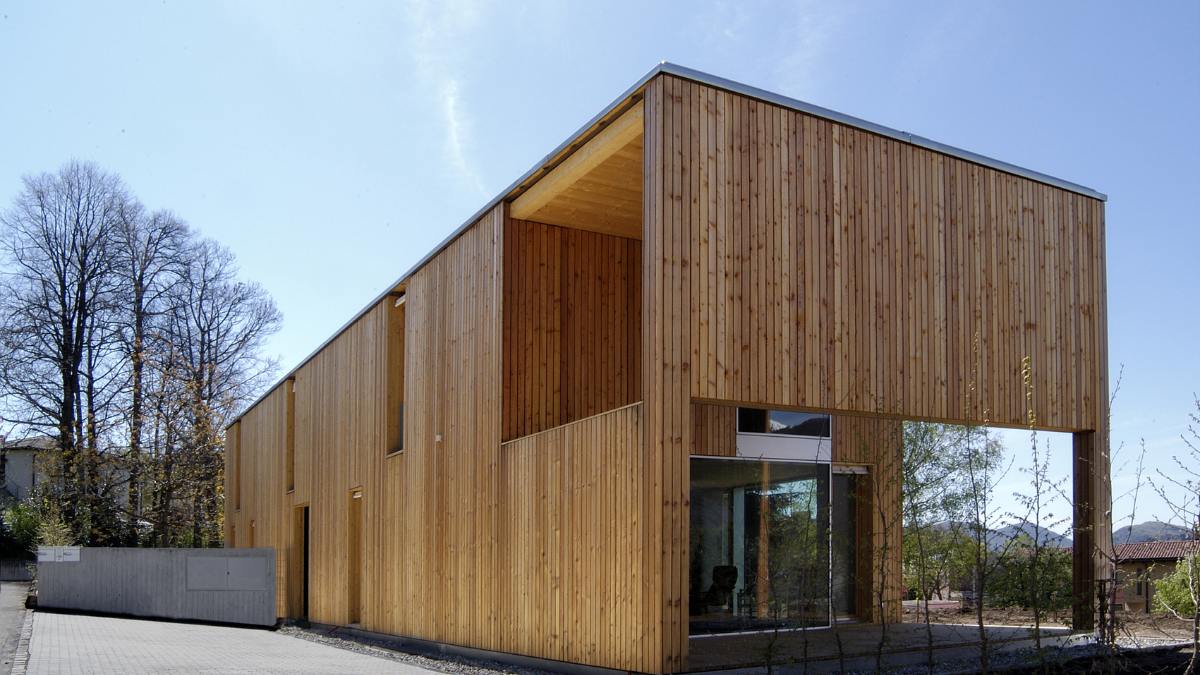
[988, 521, 1073, 549]
[923, 520, 1072, 550]
[1114, 521, 1194, 544]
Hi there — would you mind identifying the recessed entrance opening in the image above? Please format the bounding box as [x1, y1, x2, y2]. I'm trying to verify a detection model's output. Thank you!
[292, 505, 310, 621]
[348, 489, 363, 624]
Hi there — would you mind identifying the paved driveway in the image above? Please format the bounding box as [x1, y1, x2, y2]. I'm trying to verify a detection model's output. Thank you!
[27, 612, 437, 674]
[0, 582, 29, 673]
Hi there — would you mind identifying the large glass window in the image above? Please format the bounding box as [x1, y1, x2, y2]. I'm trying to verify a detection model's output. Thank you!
[689, 458, 831, 634]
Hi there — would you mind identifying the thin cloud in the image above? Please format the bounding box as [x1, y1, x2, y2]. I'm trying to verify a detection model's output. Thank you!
[406, 0, 488, 196]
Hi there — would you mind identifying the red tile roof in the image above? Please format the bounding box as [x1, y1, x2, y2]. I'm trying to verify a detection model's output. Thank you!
[1115, 540, 1200, 562]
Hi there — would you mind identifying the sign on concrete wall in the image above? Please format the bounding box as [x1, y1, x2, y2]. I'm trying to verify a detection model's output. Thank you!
[37, 547, 276, 627]
[36, 546, 80, 563]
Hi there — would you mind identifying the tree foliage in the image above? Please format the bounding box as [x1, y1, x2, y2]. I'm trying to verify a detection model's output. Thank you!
[1154, 554, 1199, 618]
[0, 161, 280, 548]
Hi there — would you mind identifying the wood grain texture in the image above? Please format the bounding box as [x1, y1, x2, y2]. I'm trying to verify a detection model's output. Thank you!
[225, 386, 289, 618]
[833, 414, 905, 622]
[655, 74, 1106, 434]
[502, 219, 641, 441]
[227, 206, 659, 672]
[500, 402, 645, 670]
[691, 403, 736, 457]
[512, 102, 644, 239]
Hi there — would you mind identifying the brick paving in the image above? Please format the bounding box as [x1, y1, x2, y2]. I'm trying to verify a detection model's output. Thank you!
[0, 582, 30, 673]
[27, 612, 435, 674]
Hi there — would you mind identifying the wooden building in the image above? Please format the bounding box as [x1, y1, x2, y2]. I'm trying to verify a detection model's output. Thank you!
[225, 63, 1109, 673]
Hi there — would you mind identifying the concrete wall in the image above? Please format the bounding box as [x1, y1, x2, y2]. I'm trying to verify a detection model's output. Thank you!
[37, 547, 276, 626]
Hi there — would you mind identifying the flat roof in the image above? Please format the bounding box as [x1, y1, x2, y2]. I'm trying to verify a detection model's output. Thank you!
[228, 62, 1106, 427]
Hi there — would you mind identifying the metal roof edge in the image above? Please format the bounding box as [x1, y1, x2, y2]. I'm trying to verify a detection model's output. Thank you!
[657, 62, 1107, 202]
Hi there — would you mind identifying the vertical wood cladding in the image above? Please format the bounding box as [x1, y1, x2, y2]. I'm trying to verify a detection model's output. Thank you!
[657, 74, 1106, 433]
[642, 76, 689, 673]
[499, 403, 645, 670]
[833, 414, 905, 622]
[225, 386, 289, 618]
[227, 206, 657, 671]
[501, 218, 641, 441]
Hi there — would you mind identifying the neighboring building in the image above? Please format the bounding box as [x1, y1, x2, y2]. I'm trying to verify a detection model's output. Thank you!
[0, 435, 54, 503]
[225, 64, 1110, 673]
[1116, 540, 1199, 614]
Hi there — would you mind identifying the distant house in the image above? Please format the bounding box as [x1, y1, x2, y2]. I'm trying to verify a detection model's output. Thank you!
[0, 435, 54, 503]
[1115, 540, 1200, 613]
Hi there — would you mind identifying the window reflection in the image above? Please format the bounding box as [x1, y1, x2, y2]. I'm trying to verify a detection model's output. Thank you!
[737, 408, 831, 438]
[689, 458, 831, 634]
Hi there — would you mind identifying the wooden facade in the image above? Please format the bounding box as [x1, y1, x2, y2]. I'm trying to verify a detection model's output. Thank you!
[227, 65, 1108, 673]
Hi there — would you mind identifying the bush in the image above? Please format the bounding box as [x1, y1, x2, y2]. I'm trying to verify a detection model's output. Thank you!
[987, 540, 1073, 612]
[3, 503, 42, 555]
[1154, 554, 1198, 618]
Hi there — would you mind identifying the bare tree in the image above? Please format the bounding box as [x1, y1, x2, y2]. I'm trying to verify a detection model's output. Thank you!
[152, 238, 279, 546]
[1, 161, 280, 549]
[113, 206, 189, 543]
[1150, 394, 1200, 674]
[0, 161, 130, 543]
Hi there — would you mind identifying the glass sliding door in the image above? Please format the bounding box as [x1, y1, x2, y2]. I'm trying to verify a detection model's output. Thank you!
[689, 457, 831, 634]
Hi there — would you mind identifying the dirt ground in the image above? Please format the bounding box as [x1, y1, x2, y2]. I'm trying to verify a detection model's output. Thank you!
[902, 603, 1196, 642]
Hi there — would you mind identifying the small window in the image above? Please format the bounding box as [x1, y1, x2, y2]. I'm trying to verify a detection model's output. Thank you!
[232, 421, 242, 511]
[1135, 568, 1144, 595]
[737, 408, 831, 438]
[386, 293, 406, 455]
[285, 378, 296, 492]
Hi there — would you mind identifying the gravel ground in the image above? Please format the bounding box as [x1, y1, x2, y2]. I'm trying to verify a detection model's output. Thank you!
[279, 625, 557, 675]
[851, 638, 1194, 675]
[280, 623, 1195, 675]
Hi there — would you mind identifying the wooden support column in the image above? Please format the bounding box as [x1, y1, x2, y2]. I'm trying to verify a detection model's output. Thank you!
[1072, 427, 1113, 632]
[642, 74, 691, 674]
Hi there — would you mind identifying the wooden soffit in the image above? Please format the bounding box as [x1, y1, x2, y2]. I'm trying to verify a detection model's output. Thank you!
[510, 101, 643, 239]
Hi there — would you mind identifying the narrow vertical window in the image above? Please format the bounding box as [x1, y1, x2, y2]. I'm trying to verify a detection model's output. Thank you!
[285, 378, 296, 492]
[386, 292, 405, 455]
[232, 421, 242, 511]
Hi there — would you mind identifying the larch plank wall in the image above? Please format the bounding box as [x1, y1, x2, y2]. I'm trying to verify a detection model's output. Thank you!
[643, 75, 689, 674]
[833, 414, 904, 623]
[499, 403, 645, 670]
[690, 403, 736, 457]
[224, 385, 290, 618]
[662, 73, 1106, 433]
[292, 298, 389, 628]
[501, 218, 641, 441]
[228, 205, 659, 672]
[647, 73, 1107, 668]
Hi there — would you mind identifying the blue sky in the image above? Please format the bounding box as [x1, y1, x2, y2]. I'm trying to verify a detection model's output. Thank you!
[1, 1, 1197, 529]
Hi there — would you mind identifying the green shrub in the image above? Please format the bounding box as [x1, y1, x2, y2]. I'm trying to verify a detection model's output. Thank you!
[3, 503, 42, 555]
[987, 538, 1073, 612]
[1154, 554, 1198, 618]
